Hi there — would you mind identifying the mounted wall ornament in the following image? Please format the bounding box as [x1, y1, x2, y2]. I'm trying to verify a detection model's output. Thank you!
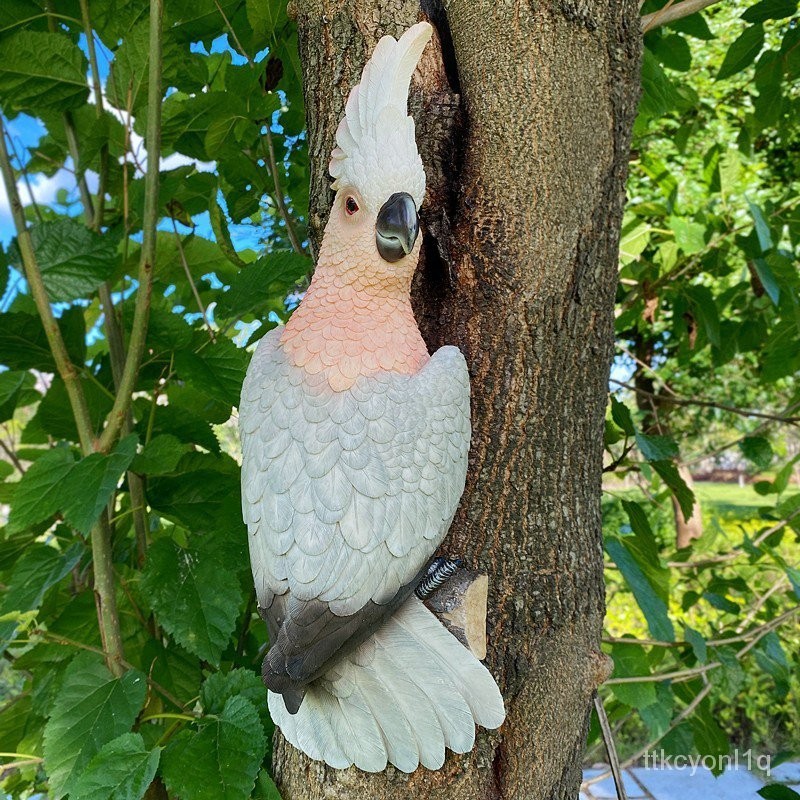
[239, 21, 505, 772]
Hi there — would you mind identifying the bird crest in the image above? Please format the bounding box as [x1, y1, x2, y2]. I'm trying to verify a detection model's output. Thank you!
[329, 21, 432, 214]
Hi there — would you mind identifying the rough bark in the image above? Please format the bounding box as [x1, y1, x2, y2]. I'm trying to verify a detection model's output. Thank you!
[276, 1, 641, 798]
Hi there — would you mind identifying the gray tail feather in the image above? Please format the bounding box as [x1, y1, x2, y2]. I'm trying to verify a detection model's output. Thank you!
[268, 595, 505, 772]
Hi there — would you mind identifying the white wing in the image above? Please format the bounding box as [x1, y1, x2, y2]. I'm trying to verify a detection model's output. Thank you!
[239, 330, 470, 618]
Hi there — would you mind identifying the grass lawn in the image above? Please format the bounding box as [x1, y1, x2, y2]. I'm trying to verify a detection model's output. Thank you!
[693, 481, 798, 508]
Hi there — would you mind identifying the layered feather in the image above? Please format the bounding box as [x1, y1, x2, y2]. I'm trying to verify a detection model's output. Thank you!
[240, 327, 470, 617]
[268, 596, 506, 772]
[329, 21, 432, 212]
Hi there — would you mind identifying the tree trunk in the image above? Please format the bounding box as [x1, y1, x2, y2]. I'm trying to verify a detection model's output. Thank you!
[277, 1, 641, 798]
[673, 464, 703, 549]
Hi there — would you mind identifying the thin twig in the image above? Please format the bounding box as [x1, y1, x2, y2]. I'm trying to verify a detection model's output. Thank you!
[7, 134, 43, 224]
[594, 693, 628, 800]
[641, 0, 723, 32]
[605, 606, 799, 685]
[78, 0, 108, 225]
[583, 606, 800, 786]
[0, 117, 95, 454]
[262, 128, 305, 255]
[170, 219, 216, 341]
[611, 379, 800, 425]
[668, 507, 800, 569]
[0, 435, 25, 474]
[98, 0, 163, 452]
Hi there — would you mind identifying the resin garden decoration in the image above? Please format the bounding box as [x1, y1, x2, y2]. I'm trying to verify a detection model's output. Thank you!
[239, 22, 505, 772]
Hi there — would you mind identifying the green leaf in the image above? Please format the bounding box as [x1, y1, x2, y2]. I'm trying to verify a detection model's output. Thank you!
[649, 34, 692, 72]
[754, 631, 790, 694]
[0, 311, 83, 371]
[652, 460, 695, 520]
[703, 591, 740, 614]
[8, 436, 137, 536]
[635, 433, 679, 462]
[609, 642, 657, 709]
[690, 699, 729, 774]
[752, 258, 781, 305]
[131, 435, 188, 476]
[739, 436, 773, 471]
[717, 24, 765, 80]
[72, 733, 160, 800]
[620, 500, 670, 603]
[670, 216, 706, 254]
[607, 537, 674, 642]
[200, 668, 270, 731]
[8, 446, 76, 533]
[147, 453, 240, 530]
[174, 334, 248, 407]
[16, 220, 117, 302]
[742, 0, 798, 22]
[209, 194, 246, 267]
[610, 396, 636, 436]
[749, 201, 774, 252]
[0, 542, 82, 615]
[0, 31, 89, 112]
[759, 786, 800, 800]
[245, 0, 286, 43]
[106, 23, 205, 113]
[253, 771, 284, 800]
[30, 373, 113, 444]
[216, 250, 310, 319]
[639, 50, 686, 119]
[161, 696, 266, 800]
[687, 285, 720, 348]
[43, 653, 147, 799]
[160, 92, 244, 161]
[683, 625, 707, 664]
[60, 435, 138, 535]
[141, 538, 241, 665]
[200, 669, 265, 716]
[0, 370, 36, 423]
[0, 541, 83, 646]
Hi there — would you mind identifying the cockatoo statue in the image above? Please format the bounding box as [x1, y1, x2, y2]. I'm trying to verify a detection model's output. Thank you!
[239, 21, 505, 772]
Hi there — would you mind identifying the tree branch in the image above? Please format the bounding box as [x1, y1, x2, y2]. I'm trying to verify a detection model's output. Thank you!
[170, 219, 216, 341]
[98, 0, 163, 452]
[0, 115, 126, 675]
[641, 0, 722, 32]
[611, 379, 800, 424]
[262, 128, 305, 255]
[0, 117, 96, 454]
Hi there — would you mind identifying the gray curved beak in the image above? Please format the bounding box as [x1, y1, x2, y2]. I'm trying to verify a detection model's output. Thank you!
[376, 192, 419, 263]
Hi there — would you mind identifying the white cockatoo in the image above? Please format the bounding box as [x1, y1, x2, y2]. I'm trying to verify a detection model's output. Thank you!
[239, 21, 505, 772]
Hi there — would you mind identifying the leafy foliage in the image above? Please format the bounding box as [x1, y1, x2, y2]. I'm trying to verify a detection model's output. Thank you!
[0, 2, 308, 798]
[597, 0, 800, 776]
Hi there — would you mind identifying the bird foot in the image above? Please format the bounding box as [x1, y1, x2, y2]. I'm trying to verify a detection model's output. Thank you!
[414, 556, 464, 599]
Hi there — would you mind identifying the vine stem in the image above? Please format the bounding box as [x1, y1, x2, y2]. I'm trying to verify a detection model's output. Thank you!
[97, 0, 163, 453]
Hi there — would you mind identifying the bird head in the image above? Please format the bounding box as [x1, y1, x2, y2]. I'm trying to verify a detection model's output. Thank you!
[322, 22, 432, 292]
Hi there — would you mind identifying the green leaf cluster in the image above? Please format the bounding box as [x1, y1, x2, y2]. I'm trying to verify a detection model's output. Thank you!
[0, 2, 305, 798]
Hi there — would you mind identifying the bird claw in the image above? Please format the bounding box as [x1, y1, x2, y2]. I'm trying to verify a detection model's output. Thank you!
[415, 556, 464, 599]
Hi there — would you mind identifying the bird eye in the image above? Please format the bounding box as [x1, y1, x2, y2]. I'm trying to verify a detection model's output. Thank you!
[345, 196, 359, 216]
